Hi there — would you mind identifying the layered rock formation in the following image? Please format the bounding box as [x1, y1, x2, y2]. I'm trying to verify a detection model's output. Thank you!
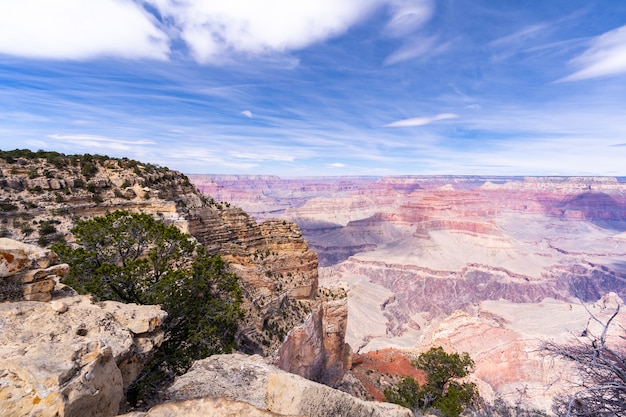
[275, 288, 350, 386]
[191, 174, 626, 410]
[0, 152, 350, 389]
[0, 240, 167, 417]
[0, 237, 68, 302]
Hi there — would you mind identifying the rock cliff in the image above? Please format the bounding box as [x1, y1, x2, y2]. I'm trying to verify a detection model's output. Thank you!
[0, 152, 350, 388]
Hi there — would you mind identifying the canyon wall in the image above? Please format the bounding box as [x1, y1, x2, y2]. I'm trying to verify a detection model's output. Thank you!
[191, 174, 626, 410]
[0, 154, 349, 390]
[0, 238, 382, 417]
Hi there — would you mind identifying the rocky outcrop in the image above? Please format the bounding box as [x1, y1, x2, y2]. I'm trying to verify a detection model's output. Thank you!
[0, 153, 352, 388]
[163, 353, 412, 417]
[0, 238, 69, 302]
[183, 200, 347, 383]
[0, 295, 166, 417]
[275, 289, 350, 386]
[119, 397, 303, 417]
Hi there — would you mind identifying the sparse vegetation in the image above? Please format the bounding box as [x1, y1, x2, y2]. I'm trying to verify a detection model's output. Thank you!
[384, 346, 479, 417]
[542, 304, 626, 417]
[52, 210, 244, 405]
[0, 279, 23, 302]
[0, 198, 18, 212]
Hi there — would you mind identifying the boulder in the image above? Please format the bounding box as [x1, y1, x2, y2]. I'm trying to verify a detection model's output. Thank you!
[118, 397, 301, 417]
[0, 295, 166, 417]
[165, 353, 412, 417]
[0, 238, 67, 302]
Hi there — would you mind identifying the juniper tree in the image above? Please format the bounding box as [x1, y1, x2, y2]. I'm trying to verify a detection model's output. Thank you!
[52, 210, 244, 405]
[384, 346, 479, 417]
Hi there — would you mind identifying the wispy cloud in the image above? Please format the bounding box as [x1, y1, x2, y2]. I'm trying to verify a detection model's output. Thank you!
[384, 36, 447, 65]
[384, 113, 458, 127]
[0, 1, 625, 177]
[383, 0, 434, 37]
[0, 0, 437, 65]
[560, 24, 626, 81]
[47, 134, 156, 151]
[490, 24, 549, 48]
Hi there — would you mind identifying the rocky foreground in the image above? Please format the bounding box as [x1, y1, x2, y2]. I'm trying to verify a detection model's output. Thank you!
[191, 175, 626, 410]
[0, 152, 352, 383]
[0, 238, 409, 417]
[0, 152, 372, 416]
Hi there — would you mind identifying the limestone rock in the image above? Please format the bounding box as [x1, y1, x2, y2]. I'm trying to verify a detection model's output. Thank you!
[119, 397, 302, 417]
[0, 238, 57, 277]
[1, 239, 68, 302]
[186, 203, 324, 360]
[0, 295, 166, 417]
[0, 156, 353, 390]
[166, 353, 412, 417]
[275, 294, 350, 386]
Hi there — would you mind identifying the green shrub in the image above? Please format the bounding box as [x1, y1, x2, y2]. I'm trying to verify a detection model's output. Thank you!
[52, 210, 244, 405]
[38, 221, 57, 236]
[384, 346, 479, 417]
[81, 161, 98, 179]
[0, 198, 17, 212]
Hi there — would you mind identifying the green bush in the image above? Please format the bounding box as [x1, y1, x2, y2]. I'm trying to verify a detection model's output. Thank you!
[384, 346, 479, 417]
[81, 161, 98, 179]
[38, 220, 57, 236]
[52, 210, 244, 405]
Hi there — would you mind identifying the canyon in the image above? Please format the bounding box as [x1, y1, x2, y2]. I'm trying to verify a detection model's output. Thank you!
[0, 152, 356, 416]
[3, 150, 626, 415]
[190, 174, 626, 411]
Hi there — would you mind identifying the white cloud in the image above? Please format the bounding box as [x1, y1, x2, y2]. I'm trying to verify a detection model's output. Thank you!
[560, 24, 626, 82]
[0, 0, 436, 64]
[329, 163, 346, 168]
[0, 0, 169, 60]
[149, 0, 383, 63]
[228, 150, 296, 162]
[385, 113, 458, 127]
[241, 110, 253, 118]
[384, 35, 450, 65]
[384, 36, 437, 65]
[490, 24, 549, 48]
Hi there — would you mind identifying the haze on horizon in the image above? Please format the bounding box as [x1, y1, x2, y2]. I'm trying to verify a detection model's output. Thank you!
[1, 0, 625, 177]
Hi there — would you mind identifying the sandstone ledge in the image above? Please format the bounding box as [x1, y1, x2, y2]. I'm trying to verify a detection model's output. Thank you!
[0, 295, 166, 417]
[164, 353, 411, 417]
[119, 397, 303, 417]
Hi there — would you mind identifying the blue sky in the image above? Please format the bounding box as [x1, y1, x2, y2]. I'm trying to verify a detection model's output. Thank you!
[1, 0, 626, 176]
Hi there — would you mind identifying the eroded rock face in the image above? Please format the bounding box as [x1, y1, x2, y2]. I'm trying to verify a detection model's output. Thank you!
[0, 238, 68, 302]
[424, 294, 626, 411]
[275, 293, 350, 386]
[190, 175, 626, 409]
[119, 397, 303, 417]
[184, 200, 350, 384]
[165, 353, 412, 417]
[0, 156, 351, 387]
[0, 295, 166, 417]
